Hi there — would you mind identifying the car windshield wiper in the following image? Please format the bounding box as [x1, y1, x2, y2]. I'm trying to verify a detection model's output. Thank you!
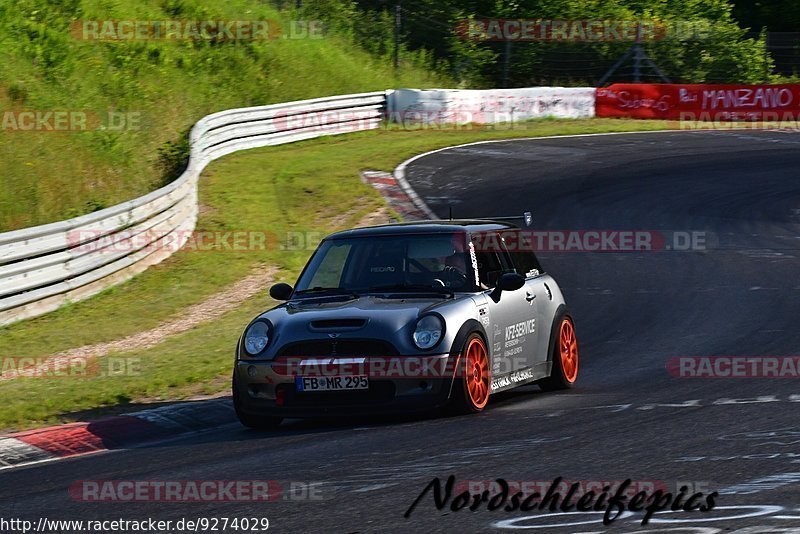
[363, 283, 454, 297]
[294, 287, 360, 299]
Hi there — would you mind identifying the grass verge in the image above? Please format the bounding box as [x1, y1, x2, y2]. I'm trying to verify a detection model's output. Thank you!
[0, 0, 444, 231]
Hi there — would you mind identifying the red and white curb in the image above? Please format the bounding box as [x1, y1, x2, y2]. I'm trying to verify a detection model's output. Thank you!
[361, 171, 430, 221]
[0, 398, 234, 470]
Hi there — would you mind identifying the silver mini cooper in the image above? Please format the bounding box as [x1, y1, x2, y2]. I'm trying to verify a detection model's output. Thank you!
[232, 220, 578, 428]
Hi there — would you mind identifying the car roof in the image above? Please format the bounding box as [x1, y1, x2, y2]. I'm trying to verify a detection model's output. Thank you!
[326, 219, 520, 239]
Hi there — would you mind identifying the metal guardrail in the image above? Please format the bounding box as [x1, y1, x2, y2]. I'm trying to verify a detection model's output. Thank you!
[0, 92, 386, 326]
[0, 86, 597, 326]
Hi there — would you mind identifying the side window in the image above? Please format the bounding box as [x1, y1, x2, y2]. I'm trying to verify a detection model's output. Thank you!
[508, 250, 543, 278]
[474, 249, 501, 288]
[497, 228, 543, 278]
[472, 232, 515, 288]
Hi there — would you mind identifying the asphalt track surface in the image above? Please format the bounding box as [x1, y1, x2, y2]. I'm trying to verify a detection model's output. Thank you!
[2, 129, 800, 533]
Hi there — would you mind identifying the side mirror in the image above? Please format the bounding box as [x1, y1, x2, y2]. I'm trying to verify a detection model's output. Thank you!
[269, 283, 294, 301]
[490, 272, 525, 301]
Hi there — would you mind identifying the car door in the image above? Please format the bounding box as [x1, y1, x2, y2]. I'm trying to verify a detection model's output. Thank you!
[471, 231, 538, 383]
[505, 237, 550, 376]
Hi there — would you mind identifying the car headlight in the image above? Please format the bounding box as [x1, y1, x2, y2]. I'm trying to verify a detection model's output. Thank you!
[244, 320, 271, 355]
[413, 315, 444, 350]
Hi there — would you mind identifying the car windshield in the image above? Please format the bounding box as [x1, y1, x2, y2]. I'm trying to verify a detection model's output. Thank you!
[295, 233, 478, 294]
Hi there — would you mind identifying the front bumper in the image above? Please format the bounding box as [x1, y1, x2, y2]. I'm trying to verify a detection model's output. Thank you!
[234, 354, 457, 417]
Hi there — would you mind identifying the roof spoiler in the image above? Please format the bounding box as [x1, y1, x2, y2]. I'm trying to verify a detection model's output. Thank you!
[448, 207, 533, 227]
[491, 211, 533, 227]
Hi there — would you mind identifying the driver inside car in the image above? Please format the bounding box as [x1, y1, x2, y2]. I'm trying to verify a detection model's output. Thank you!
[412, 253, 468, 288]
[405, 238, 470, 289]
[439, 253, 469, 288]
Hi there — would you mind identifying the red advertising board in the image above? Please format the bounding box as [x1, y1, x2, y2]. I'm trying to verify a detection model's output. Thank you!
[596, 84, 800, 121]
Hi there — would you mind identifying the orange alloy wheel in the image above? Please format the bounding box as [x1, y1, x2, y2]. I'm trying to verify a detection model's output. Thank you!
[465, 336, 490, 409]
[559, 318, 579, 383]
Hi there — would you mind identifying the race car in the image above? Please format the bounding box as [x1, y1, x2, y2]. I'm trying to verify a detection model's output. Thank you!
[232, 219, 578, 428]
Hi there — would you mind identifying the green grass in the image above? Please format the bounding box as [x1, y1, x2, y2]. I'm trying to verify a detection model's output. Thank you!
[0, 0, 445, 231]
[0, 118, 672, 431]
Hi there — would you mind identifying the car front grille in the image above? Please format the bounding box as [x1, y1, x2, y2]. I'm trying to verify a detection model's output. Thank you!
[309, 318, 367, 330]
[276, 339, 399, 358]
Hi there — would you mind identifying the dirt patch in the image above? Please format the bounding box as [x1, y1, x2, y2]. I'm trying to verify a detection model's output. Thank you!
[1, 266, 277, 380]
[356, 206, 393, 227]
[327, 208, 358, 229]
[328, 199, 394, 229]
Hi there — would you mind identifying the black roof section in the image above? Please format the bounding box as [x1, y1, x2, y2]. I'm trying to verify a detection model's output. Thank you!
[326, 219, 521, 239]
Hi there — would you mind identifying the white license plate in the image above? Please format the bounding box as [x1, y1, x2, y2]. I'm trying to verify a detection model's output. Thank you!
[296, 376, 369, 392]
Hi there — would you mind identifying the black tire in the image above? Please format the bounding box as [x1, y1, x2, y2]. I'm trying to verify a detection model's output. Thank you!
[450, 333, 491, 413]
[538, 313, 579, 392]
[232, 372, 283, 429]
